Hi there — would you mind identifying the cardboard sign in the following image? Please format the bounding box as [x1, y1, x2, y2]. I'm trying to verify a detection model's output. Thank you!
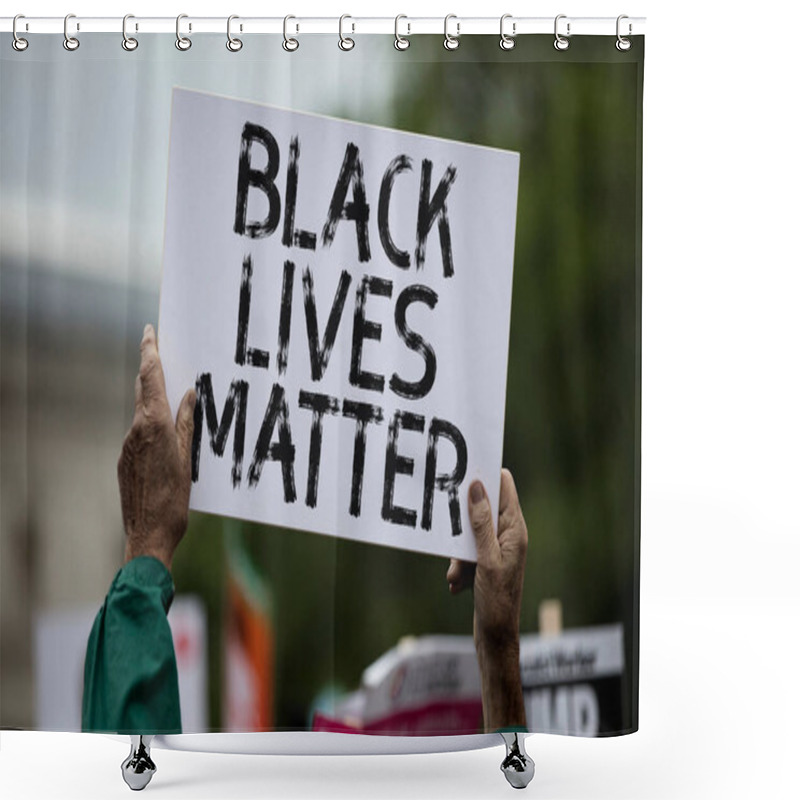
[159, 88, 519, 561]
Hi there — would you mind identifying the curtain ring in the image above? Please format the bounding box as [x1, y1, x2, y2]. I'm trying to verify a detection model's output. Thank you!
[443, 14, 460, 51]
[394, 15, 410, 51]
[12, 15, 28, 52]
[616, 15, 632, 51]
[554, 14, 570, 51]
[122, 14, 138, 51]
[499, 14, 516, 50]
[283, 15, 299, 51]
[227, 15, 243, 51]
[339, 14, 355, 51]
[63, 13, 80, 51]
[176, 14, 192, 51]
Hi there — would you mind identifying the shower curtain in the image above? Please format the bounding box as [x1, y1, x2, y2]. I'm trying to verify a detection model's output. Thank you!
[0, 24, 643, 742]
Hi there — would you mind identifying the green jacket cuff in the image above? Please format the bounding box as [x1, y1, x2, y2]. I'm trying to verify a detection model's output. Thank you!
[116, 555, 175, 613]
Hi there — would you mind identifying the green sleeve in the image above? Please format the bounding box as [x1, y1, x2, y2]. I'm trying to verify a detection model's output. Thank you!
[81, 556, 182, 734]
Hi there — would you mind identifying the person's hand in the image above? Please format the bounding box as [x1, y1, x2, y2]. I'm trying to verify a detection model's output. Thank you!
[447, 468, 528, 730]
[118, 324, 196, 571]
[447, 468, 528, 648]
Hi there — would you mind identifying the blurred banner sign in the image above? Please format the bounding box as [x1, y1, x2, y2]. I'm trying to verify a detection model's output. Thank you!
[159, 89, 519, 562]
[312, 626, 625, 737]
[520, 624, 626, 736]
[167, 595, 209, 733]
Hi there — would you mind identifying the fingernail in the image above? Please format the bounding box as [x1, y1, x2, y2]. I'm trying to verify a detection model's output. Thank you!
[470, 481, 484, 505]
[188, 389, 197, 409]
[143, 323, 152, 339]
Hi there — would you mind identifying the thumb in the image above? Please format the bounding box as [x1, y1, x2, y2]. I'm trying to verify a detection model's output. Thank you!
[176, 387, 197, 470]
[468, 480, 497, 562]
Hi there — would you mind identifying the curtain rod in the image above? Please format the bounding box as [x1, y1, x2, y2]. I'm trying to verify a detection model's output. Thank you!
[1, 16, 646, 37]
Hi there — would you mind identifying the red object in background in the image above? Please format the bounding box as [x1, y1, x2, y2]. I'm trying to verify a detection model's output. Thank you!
[312, 697, 483, 736]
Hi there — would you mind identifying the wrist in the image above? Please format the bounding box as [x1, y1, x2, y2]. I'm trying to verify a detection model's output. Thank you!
[124, 538, 173, 572]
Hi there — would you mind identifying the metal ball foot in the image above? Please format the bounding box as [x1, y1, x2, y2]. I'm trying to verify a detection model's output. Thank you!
[499, 731, 535, 789]
[121, 735, 157, 791]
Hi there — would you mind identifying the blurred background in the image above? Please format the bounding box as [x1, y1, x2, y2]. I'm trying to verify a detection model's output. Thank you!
[1, 33, 641, 734]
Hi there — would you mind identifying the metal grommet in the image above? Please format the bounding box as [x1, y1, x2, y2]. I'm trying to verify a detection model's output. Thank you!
[122, 14, 138, 51]
[175, 14, 192, 51]
[227, 14, 243, 52]
[63, 13, 80, 51]
[283, 15, 299, 52]
[554, 14, 570, 51]
[12, 14, 29, 52]
[339, 14, 355, 51]
[443, 14, 460, 51]
[616, 14, 632, 51]
[499, 14, 516, 50]
[394, 14, 410, 50]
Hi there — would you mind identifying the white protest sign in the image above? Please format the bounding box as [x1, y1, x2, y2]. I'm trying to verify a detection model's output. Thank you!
[159, 88, 519, 562]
